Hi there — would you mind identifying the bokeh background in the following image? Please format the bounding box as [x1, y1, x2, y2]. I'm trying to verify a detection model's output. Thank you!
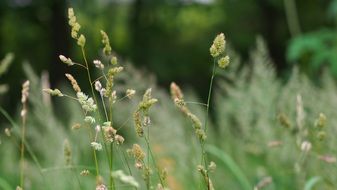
[1, 0, 336, 114]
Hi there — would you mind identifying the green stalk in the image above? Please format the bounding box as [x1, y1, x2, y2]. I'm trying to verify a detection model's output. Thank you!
[204, 59, 217, 134]
[284, 0, 302, 37]
[81, 47, 99, 105]
[93, 150, 100, 176]
[109, 144, 115, 190]
[20, 103, 27, 189]
[117, 146, 133, 176]
[100, 94, 109, 122]
[144, 136, 164, 186]
[100, 96, 115, 190]
[108, 98, 115, 190]
[146, 126, 151, 190]
[81, 47, 101, 177]
[200, 59, 217, 190]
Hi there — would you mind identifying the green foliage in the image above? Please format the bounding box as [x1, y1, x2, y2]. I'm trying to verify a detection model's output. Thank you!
[0, 177, 12, 190]
[215, 38, 337, 189]
[287, 29, 337, 77]
[206, 145, 251, 190]
[304, 176, 322, 190]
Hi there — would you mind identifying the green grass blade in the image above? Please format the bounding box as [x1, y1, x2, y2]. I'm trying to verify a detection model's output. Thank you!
[0, 177, 12, 190]
[304, 176, 322, 190]
[206, 144, 251, 190]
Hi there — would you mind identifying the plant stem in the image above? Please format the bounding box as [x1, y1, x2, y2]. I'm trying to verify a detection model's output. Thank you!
[81, 47, 112, 179]
[284, 0, 301, 37]
[93, 149, 100, 176]
[20, 103, 27, 189]
[110, 144, 115, 190]
[185, 101, 208, 107]
[117, 146, 133, 176]
[86, 113, 100, 177]
[100, 94, 109, 122]
[81, 47, 99, 106]
[204, 59, 217, 135]
[144, 136, 164, 186]
[200, 59, 217, 190]
[146, 126, 151, 190]
[107, 98, 115, 190]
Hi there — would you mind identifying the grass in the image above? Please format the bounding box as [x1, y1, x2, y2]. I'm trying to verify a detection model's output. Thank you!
[1, 8, 337, 190]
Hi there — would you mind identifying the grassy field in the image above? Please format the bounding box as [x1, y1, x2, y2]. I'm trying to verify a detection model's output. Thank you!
[1, 8, 337, 190]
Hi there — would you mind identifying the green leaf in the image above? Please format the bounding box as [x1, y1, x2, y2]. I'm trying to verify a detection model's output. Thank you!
[0, 177, 12, 190]
[206, 145, 251, 190]
[304, 176, 322, 190]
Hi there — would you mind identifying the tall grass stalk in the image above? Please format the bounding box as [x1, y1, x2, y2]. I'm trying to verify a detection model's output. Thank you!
[19, 81, 30, 189]
[200, 59, 217, 189]
[20, 100, 26, 189]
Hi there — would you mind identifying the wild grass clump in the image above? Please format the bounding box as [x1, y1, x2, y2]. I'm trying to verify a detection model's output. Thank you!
[1, 7, 337, 190]
[0, 8, 229, 190]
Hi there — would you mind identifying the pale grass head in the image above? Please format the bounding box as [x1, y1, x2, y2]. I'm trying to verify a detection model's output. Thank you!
[209, 33, 230, 69]
[65, 73, 81, 92]
[43, 88, 64, 97]
[130, 144, 145, 169]
[77, 92, 97, 112]
[100, 30, 112, 56]
[59, 55, 73, 66]
[21, 80, 30, 104]
[210, 33, 225, 58]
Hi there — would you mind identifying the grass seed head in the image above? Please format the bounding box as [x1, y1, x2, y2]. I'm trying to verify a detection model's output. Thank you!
[126, 89, 136, 99]
[65, 73, 81, 92]
[43, 88, 63, 97]
[59, 55, 73, 66]
[134, 111, 143, 137]
[68, 8, 81, 39]
[132, 144, 145, 162]
[218, 55, 230, 69]
[77, 34, 86, 47]
[21, 80, 30, 104]
[91, 142, 103, 151]
[93, 60, 104, 69]
[210, 33, 225, 58]
[100, 30, 112, 56]
[170, 82, 184, 100]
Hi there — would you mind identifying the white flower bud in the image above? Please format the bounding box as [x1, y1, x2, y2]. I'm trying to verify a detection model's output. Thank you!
[93, 60, 104, 69]
[91, 142, 102, 151]
[301, 141, 312, 152]
[95, 81, 102, 92]
[59, 55, 73, 66]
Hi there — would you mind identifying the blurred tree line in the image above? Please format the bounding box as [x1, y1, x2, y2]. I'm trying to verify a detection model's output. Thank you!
[0, 0, 335, 113]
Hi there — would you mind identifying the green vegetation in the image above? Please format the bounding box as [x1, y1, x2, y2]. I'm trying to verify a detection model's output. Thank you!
[1, 3, 337, 190]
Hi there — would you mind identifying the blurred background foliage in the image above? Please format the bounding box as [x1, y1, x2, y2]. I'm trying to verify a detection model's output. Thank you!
[0, 0, 336, 114]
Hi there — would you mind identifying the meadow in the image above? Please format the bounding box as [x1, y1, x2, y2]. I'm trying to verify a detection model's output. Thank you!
[1, 7, 337, 190]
